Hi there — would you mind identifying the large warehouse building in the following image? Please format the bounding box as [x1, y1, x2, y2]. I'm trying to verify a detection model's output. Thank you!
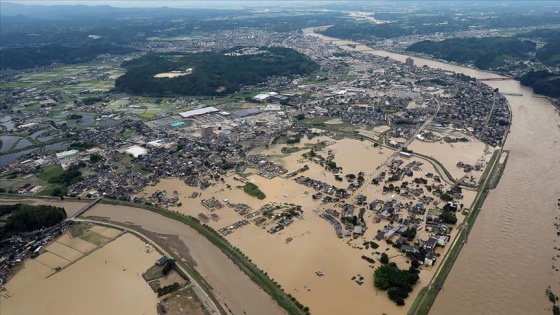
[178, 107, 220, 118]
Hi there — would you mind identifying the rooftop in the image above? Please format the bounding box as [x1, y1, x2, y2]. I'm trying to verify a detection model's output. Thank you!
[233, 108, 261, 117]
[178, 107, 219, 118]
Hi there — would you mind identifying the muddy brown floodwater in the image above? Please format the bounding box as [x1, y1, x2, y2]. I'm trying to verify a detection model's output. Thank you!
[306, 28, 560, 315]
[85, 203, 286, 315]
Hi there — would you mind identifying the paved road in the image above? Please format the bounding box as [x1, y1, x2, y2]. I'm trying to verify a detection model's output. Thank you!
[72, 218, 220, 315]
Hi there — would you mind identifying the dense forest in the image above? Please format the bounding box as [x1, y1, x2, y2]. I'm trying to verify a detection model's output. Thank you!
[115, 47, 318, 96]
[535, 42, 560, 66]
[0, 44, 137, 70]
[406, 37, 536, 70]
[519, 70, 560, 98]
[0, 204, 67, 238]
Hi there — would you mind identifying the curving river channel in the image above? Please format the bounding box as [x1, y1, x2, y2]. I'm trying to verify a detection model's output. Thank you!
[304, 28, 560, 315]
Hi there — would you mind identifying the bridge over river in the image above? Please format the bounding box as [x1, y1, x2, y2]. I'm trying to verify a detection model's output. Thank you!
[477, 77, 514, 81]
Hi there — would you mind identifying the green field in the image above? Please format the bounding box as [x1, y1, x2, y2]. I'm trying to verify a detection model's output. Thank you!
[142, 264, 165, 282]
[80, 231, 110, 246]
[139, 111, 156, 119]
[37, 165, 64, 182]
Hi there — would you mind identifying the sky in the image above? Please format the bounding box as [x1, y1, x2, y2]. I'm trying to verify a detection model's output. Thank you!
[2, 0, 342, 8]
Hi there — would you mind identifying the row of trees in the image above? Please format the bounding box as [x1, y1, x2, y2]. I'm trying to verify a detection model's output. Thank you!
[156, 282, 181, 297]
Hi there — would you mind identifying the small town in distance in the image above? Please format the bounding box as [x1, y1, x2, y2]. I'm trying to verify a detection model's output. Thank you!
[0, 1, 559, 315]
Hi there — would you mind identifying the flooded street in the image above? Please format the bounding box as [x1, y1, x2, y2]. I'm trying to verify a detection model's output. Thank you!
[305, 28, 560, 314]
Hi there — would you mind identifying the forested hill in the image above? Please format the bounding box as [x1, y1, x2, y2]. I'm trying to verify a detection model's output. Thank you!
[115, 47, 319, 97]
[519, 70, 560, 98]
[0, 44, 137, 70]
[406, 37, 536, 70]
[0, 204, 67, 239]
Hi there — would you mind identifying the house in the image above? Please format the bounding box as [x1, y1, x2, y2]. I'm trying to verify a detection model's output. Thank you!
[358, 208, 366, 218]
[400, 245, 419, 253]
[156, 256, 168, 266]
[56, 150, 79, 160]
[424, 251, 436, 266]
[353, 226, 364, 236]
[345, 205, 355, 218]
[384, 225, 400, 240]
[437, 235, 449, 246]
[198, 213, 210, 224]
[424, 236, 438, 251]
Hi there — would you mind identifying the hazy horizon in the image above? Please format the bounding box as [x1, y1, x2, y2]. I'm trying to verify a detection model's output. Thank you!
[1, 0, 347, 9]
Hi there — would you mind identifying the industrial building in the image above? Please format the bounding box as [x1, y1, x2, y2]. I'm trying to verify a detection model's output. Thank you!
[178, 107, 220, 118]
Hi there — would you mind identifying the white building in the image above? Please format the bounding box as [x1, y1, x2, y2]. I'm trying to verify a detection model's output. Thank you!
[252, 92, 278, 102]
[17, 122, 38, 129]
[178, 107, 219, 118]
[56, 150, 79, 160]
[125, 145, 148, 158]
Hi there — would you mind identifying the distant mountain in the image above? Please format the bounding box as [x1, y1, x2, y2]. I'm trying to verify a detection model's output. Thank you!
[0, 2, 127, 19]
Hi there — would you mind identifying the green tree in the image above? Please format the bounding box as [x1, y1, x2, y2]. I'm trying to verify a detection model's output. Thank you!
[89, 154, 103, 164]
[380, 253, 389, 264]
[439, 211, 458, 224]
[401, 227, 417, 240]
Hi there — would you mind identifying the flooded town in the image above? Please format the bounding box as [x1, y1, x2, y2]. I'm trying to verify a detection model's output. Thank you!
[1, 2, 559, 315]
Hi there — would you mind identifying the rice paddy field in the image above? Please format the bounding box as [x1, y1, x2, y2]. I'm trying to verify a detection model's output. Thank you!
[5, 63, 123, 93]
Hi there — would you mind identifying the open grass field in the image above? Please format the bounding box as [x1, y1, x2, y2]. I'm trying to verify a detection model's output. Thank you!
[37, 165, 64, 181]
[142, 264, 164, 282]
[139, 111, 156, 119]
[80, 230, 110, 246]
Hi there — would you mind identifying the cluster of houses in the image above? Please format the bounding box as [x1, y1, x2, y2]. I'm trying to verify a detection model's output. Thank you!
[294, 175, 350, 199]
[245, 154, 288, 179]
[0, 220, 69, 287]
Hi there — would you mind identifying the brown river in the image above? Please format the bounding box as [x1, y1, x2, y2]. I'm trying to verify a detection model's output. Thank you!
[305, 29, 560, 315]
